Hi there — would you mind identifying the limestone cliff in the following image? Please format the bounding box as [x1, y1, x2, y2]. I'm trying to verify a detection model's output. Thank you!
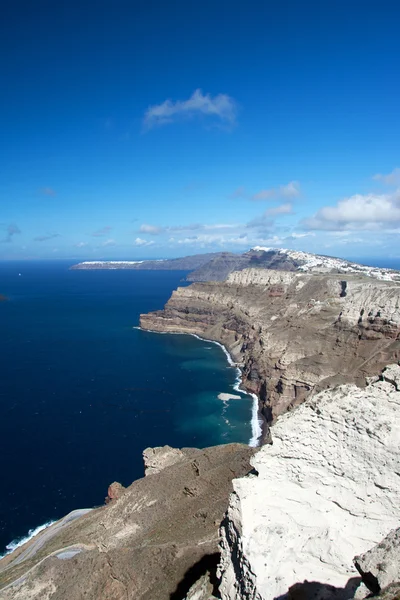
[0, 444, 254, 600]
[217, 365, 400, 600]
[140, 268, 400, 422]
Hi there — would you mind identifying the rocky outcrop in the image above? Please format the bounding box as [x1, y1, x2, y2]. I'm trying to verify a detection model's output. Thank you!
[105, 482, 126, 504]
[0, 443, 254, 600]
[140, 268, 400, 421]
[217, 365, 400, 600]
[355, 528, 400, 594]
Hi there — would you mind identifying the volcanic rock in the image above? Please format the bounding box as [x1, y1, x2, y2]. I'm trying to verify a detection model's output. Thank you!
[217, 365, 400, 600]
[140, 268, 400, 421]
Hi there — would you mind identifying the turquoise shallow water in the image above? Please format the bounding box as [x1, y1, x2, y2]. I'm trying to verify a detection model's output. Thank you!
[0, 260, 255, 552]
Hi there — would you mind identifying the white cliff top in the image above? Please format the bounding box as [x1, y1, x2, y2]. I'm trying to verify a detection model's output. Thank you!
[252, 247, 400, 282]
[78, 260, 144, 265]
[218, 365, 400, 600]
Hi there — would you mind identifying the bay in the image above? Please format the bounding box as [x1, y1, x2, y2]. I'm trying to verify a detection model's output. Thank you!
[0, 261, 254, 553]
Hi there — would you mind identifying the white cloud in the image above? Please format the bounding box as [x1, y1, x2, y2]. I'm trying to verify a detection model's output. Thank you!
[373, 167, 400, 186]
[143, 89, 238, 129]
[102, 239, 117, 247]
[288, 232, 315, 239]
[280, 181, 301, 197]
[303, 191, 400, 231]
[252, 189, 276, 201]
[251, 181, 300, 201]
[264, 203, 293, 217]
[75, 241, 88, 247]
[134, 237, 155, 247]
[139, 224, 164, 235]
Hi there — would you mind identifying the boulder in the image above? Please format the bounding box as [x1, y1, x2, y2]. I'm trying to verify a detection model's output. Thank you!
[355, 527, 400, 593]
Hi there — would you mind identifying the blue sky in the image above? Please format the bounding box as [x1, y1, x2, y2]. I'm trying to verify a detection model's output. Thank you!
[1, 0, 400, 260]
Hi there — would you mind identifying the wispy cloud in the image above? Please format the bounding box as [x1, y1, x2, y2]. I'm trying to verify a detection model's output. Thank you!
[251, 181, 301, 201]
[139, 224, 164, 235]
[139, 222, 239, 236]
[229, 186, 247, 199]
[34, 233, 61, 242]
[40, 187, 56, 197]
[264, 203, 293, 217]
[102, 239, 116, 247]
[75, 241, 88, 248]
[134, 237, 155, 247]
[1, 223, 21, 243]
[373, 167, 400, 186]
[143, 89, 238, 130]
[92, 226, 112, 237]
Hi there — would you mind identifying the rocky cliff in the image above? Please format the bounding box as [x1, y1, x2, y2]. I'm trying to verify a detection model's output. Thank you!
[0, 444, 254, 600]
[217, 364, 400, 600]
[140, 268, 400, 423]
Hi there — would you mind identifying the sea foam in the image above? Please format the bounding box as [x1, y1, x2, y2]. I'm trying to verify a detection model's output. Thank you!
[138, 327, 263, 447]
[0, 520, 55, 558]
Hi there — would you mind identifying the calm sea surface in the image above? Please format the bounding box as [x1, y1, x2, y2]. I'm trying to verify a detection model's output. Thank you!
[0, 261, 255, 552]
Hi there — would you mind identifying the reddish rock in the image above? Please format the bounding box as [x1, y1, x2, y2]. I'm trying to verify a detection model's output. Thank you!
[105, 482, 125, 504]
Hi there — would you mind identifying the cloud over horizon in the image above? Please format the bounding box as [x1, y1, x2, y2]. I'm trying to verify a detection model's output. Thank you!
[143, 89, 238, 130]
[34, 233, 61, 242]
[303, 190, 400, 231]
[134, 237, 155, 247]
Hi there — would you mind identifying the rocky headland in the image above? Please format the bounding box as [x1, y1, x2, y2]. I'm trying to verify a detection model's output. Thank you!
[0, 444, 254, 599]
[140, 263, 400, 425]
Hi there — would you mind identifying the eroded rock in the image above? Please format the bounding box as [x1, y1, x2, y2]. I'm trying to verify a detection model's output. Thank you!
[355, 527, 400, 594]
[217, 366, 400, 600]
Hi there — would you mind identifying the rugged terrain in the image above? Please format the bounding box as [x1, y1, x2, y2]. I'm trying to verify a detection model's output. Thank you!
[218, 364, 400, 600]
[140, 267, 400, 423]
[1, 370, 399, 599]
[0, 444, 254, 600]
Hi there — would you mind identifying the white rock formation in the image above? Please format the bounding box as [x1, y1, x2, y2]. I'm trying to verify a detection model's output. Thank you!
[227, 269, 298, 287]
[218, 365, 400, 600]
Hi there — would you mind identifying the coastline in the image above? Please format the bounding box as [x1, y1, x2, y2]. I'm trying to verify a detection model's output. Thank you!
[135, 326, 264, 447]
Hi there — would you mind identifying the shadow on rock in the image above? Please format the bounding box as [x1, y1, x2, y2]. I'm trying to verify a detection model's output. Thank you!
[169, 552, 220, 600]
[274, 576, 362, 600]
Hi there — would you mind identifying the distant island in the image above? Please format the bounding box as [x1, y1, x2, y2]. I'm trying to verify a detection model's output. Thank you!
[71, 248, 400, 283]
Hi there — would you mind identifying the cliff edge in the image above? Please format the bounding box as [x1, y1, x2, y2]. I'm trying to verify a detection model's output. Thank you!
[218, 364, 400, 600]
[140, 268, 400, 422]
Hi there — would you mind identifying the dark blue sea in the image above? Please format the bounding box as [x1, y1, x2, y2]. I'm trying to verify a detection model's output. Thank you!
[0, 261, 257, 553]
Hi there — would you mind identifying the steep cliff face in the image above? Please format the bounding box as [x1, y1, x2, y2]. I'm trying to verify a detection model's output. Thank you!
[140, 268, 400, 421]
[217, 365, 400, 600]
[0, 444, 254, 600]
